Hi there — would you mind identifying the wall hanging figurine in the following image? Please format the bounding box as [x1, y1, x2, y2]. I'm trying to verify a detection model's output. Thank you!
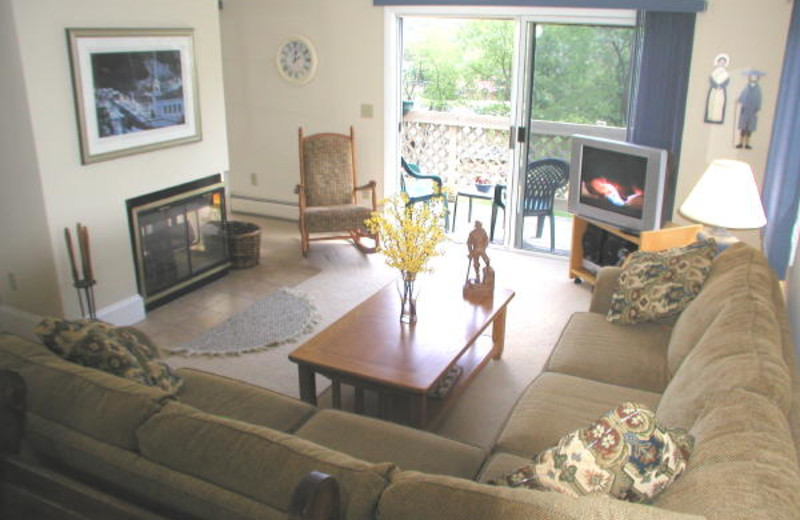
[735, 69, 765, 149]
[704, 53, 730, 124]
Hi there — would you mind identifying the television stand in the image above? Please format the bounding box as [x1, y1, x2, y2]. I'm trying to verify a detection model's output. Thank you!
[569, 215, 702, 285]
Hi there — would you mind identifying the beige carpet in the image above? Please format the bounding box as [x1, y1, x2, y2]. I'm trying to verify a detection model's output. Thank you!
[162, 217, 592, 450]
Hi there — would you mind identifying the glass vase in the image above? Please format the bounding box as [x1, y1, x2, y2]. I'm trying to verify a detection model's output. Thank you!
[398, 271, 418, 324]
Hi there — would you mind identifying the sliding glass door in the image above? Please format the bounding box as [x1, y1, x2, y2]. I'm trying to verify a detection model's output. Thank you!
[511, 19, 637, 254]
[389, 8, 638, 253]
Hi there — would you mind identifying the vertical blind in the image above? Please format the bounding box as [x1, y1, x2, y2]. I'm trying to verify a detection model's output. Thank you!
[627, 11, 696, 223]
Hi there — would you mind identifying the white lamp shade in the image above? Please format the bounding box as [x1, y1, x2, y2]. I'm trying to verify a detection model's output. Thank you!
[679, 159, 767, 229]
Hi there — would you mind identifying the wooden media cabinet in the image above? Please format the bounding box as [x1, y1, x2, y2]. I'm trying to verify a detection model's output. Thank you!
[569, 215, 702, 285]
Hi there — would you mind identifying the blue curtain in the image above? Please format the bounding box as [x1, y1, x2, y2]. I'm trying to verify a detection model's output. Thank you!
[373, 0, 707, 12]
[628, 11, 695, 224]
[762, 3, 800, 280]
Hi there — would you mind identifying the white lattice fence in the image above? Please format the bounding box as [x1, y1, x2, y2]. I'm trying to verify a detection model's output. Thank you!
[401, 111, 626, 193]
[402, 111, 510, 188]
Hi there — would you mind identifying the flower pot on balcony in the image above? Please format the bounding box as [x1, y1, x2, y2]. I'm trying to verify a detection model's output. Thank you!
[475, 183, 492, 194]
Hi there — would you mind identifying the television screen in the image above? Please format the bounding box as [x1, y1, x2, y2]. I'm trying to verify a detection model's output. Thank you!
[568, 135, 667, 233]
[579, 146, 647, 219]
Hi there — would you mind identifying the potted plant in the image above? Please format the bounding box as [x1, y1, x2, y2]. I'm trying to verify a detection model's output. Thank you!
[365, 192, 447, 323]
[474, 175, 492, 193]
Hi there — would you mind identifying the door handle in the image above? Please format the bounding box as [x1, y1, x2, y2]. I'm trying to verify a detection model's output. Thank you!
[509, 126, 526, 148]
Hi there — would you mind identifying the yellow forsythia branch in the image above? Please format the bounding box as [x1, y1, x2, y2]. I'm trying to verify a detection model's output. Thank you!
[365, 192, 447, 276]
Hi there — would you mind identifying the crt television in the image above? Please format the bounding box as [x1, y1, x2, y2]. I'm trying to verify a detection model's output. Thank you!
[567, 135, 668, 233]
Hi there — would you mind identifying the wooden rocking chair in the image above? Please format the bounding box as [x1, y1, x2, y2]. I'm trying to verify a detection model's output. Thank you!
[295, 126, 378, 256]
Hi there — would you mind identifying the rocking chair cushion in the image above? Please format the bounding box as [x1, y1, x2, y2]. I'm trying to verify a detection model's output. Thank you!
[302, 136, 356, 207]
[303, 204, 373, 234]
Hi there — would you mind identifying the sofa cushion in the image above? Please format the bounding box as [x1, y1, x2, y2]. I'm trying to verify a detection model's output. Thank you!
[24, 412, 284, 520]
[666, 243, 787, 377]
[0, 332, 57, 370]
[175, 368, 315, 433]
[477, 452, 535, 484]
[654, 389, 800, 520]
[657, 296, 792, 430]
[607, 240, 716, 325]
[546, 312, 672, 393]
[34, 318, 182, 393]
[15, 354, 172, 450]
[494, 372, 661, 458]
[491, 402, 693, 503]
[137, 402, 393, 520]
[378, 471, 705, 520]
[295, 409, 486, 479]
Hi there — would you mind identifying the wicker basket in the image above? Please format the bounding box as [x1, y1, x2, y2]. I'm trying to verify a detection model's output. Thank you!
[226, 221, 261, 269]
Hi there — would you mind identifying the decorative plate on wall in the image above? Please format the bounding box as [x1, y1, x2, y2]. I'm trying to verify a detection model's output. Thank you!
[276, 36, 317, 85]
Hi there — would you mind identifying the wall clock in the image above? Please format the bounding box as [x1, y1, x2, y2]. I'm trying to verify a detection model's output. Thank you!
[276, 36, 317, 85]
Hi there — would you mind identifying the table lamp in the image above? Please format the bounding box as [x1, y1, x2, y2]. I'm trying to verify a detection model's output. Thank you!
[679, 159, 767, 250]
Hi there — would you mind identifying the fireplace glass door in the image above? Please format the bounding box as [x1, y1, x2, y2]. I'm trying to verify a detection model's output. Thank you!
[130, 181, 230, 309]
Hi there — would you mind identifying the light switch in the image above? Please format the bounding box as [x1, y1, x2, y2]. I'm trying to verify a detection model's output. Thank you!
[360, 103, 374, 119]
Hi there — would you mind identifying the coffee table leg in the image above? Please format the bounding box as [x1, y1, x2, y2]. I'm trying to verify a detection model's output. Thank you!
[491, 306, 508, 360]
[411, 394, 428, 428]
[298, 365, 317, 405]
[331, 380, 342, 409]
[354, 387, 365, 414]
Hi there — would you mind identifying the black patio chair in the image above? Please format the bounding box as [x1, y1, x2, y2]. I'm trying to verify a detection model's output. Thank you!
[490, 183, 506, 242]
[522, 158, 570, 252]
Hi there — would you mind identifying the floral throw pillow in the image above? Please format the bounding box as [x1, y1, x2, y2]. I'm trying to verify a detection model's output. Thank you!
[35, 318, 182, 393]
[491, 402, 694, 503]
[607, 240, 716, 325]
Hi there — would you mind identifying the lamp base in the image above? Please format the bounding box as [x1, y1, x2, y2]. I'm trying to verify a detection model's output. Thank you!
[698, 226, 738, 252]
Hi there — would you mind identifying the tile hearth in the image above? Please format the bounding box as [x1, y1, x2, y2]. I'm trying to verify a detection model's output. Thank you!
[132, 215, 319, 350]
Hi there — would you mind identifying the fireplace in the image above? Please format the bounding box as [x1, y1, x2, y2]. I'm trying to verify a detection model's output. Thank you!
[127, 175, 230, 310]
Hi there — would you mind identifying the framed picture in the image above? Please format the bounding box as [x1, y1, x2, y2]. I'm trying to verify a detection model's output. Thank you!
[67, 28, 202, 164]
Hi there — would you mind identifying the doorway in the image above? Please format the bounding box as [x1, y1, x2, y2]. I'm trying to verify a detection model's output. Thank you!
[513, 20, 637, 255]
[391, 8, 638, 255]
[399, 16, 514, 244]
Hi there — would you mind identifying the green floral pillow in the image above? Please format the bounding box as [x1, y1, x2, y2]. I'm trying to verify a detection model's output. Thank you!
[607, 240, 717, 325]
[35, 318, 182, 393]
[491, 402, 694, 503]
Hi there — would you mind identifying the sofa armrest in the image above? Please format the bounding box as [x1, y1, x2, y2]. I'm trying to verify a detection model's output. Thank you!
[0, 369, 26, 456]
[289, 471, 340, 520]
[589, 266, 622, 315]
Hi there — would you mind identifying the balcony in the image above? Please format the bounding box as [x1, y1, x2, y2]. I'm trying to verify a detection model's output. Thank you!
[400, 110, 626, 253]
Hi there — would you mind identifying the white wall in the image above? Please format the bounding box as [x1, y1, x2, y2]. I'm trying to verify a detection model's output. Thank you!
[219, 0, 384, 219]
[3, 0, 230, 324]
[674, 0, 793, 248]
[0, 0, 61, 318]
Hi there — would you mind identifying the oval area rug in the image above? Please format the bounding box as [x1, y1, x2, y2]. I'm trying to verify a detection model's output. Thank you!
[166, 288, 319, 356]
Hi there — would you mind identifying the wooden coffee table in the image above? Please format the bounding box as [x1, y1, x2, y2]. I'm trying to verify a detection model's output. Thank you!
[289, 280, 515, 428]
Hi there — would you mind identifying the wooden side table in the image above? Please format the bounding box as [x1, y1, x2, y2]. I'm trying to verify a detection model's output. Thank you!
[451, 187, 493, 232]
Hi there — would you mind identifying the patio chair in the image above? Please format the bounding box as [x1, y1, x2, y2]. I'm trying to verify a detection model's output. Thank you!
[490, 183, 506, 242]
[295, 126, 378, 256]
[522, 158, 570, 252]
[400, 158, 450, 229]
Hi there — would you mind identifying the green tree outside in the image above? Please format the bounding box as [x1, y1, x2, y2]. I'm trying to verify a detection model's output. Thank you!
[403, 19, 633, 125]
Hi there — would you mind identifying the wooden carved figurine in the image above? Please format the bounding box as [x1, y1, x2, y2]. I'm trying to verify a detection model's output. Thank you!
[464, 221, 495, 299]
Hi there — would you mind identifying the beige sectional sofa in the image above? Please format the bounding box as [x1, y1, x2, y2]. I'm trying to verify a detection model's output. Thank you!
[2, 242, 799, 520]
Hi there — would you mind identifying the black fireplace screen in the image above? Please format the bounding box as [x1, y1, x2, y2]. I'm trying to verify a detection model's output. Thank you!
[127, 176, 230, 310]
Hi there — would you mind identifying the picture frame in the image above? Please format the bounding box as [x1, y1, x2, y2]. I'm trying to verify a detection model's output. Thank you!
[67, 28, 202, 164]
